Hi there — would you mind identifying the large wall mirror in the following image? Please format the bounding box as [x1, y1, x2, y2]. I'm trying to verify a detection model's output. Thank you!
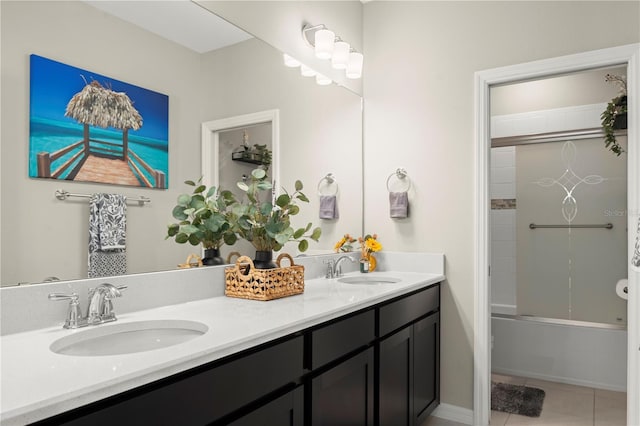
[0, 1, 363, 286]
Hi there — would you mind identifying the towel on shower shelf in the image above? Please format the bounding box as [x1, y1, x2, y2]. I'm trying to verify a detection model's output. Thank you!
[319, 195, 339, 219]
[632, 216, 640, 269]
[88, 193, 127, 278]
[389, 191, 409, 218]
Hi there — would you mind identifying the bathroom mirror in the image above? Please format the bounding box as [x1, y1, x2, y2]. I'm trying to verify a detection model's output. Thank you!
[0, 1, 363, 286]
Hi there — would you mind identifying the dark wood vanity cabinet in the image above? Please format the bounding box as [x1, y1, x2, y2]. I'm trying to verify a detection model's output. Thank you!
[378, 286, 440, 426]
[33, 283, 440, 426]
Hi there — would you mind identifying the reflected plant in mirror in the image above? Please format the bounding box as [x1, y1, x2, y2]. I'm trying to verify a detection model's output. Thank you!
[166, 178, 237, 265]
[232, 168, 321, 268]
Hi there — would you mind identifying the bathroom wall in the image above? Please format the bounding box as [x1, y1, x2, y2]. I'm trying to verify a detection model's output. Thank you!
[363, 0, 639, 412]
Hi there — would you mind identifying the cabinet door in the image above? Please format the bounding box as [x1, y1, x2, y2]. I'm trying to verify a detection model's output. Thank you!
[378, 325, 413, 426]
[310, 348, 374, 426]
[413, 312, 440, 424]
[228, 386, 303, 426]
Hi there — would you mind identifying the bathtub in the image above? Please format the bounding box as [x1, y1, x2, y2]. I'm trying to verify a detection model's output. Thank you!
[491, 311, 627, 391]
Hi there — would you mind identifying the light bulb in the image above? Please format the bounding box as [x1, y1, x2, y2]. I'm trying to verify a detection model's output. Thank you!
[331, 41, 350, 69]
[316, 74, 332, 86]
[283, 54, 300, 68]
[300, 64, 316, 77]
[346, 52, 363, 79]
[314, 28, 335, 60]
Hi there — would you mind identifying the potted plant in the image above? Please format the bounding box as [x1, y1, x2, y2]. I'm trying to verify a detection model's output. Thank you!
[166, 178, 237, 265]
[601, 73, 628, 156]
[231, 168, 321, 268]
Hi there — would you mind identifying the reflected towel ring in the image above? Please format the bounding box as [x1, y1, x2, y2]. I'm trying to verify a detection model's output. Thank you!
[386, 168, 411, 192]
[318, 173, 339, 196]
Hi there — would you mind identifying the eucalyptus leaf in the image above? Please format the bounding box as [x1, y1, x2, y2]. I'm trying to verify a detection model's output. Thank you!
[295, 180, 303, 191]
[298, 239, 309, 252]
[175, 233, 189, 244]
[194, 185, 206, 194]
[177, 194, 191, 206]
[276, 194, 290, 208]
[293, 228, 305, 239]
[237, 182, 249, 192]
[288, 205, 300, 215]
[184, 180, 196, 186]
[252, 168, 267, 179]
[172, 206, 188, 221]
[296, 193, 309, 203]
[311, 227, 322, 241]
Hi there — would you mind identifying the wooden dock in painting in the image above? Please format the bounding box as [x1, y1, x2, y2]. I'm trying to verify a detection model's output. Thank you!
[74, 155, 140, 186]
[36, 137, 166, 188]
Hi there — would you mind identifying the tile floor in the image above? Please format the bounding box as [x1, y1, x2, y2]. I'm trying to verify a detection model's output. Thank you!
[421, 374, 627, 426]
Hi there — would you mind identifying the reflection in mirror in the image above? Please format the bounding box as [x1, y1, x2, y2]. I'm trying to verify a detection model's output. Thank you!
[220, 124, 274, 261]
[0, 1, 363, 286]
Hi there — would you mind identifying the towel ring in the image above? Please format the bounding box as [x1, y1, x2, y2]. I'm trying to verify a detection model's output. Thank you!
[386, 168, 411, 192]
[318, 173, 339, 196]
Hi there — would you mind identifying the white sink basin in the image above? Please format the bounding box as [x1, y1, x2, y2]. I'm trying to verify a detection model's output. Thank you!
[338, 275, 401, 285]
[50, 320, 208, 356]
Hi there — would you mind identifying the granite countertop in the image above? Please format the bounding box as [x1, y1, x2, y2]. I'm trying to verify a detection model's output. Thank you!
[1, 270, 443, 426]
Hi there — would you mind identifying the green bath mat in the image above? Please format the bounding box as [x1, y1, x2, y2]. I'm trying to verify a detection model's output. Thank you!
[491, 381, 546, 417]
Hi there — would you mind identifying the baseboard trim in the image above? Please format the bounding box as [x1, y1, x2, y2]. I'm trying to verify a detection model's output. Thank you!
[432, 403, 474, 425]
[492, 367, 627, 392]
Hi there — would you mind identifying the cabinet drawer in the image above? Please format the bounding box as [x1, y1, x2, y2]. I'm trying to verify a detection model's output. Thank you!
[311, 309, 375, 369]
[379, 284, 439, 337]
[48, 335, 304, 426]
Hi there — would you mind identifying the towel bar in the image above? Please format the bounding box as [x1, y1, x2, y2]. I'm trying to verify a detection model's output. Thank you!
[529, 223, 613, 229]
[55, 189, 150, 206]
[386, 168, 411, 192]
[317, 173, 339, 196]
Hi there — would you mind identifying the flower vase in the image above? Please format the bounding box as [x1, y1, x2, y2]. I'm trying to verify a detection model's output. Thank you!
[253, 250, 277, 269]
[360, 258, 370, 273]
[202, 248, 225, 266]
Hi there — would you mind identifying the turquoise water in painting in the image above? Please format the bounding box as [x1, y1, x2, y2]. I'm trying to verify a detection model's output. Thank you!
[29, 116, 169, 186]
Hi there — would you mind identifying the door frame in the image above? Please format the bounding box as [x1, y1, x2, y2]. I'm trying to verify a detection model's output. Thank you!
[201, 109, 280, 192]
[474, 44, 640, 425]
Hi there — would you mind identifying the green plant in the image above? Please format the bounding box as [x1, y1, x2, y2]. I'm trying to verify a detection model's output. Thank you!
[231, 168, 321, 252]
[601, 73, 628, 156]
[166, 178, 237, 250]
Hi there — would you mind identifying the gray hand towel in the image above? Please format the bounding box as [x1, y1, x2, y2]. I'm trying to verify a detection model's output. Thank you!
[389, 192, 409, 218]
[319, 195, 339, 219]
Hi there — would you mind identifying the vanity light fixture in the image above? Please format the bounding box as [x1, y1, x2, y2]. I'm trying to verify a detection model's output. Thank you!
[346, 51, 364, 79]
[331, 40, 351, 70]
[314, 28, 335, 59]
[302, 23, 363, 79]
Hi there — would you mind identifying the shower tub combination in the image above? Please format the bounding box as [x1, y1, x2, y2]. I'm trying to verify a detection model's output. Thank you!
[490, 138, 628, 392]
[491, 310, 627, 392]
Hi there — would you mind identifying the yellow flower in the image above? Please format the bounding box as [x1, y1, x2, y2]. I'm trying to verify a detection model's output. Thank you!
[365, 238, 382, 252]
[334, 236, 347, 252]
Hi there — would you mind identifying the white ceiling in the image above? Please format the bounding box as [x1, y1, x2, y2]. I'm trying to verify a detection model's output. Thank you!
[84, 0, 253, 54]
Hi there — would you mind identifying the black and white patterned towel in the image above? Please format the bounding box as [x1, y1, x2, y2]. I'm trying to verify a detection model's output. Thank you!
[88, 193, 127, 278]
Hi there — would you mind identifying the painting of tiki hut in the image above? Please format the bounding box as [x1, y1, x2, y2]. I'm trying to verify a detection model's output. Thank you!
[29, 54, 169, 188]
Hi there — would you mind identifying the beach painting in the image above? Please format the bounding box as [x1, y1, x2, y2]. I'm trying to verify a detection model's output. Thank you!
[29, 54, 169, 188]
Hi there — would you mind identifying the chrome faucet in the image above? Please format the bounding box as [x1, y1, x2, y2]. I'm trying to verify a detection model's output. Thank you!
[87, 283, 126, 325]
[325, 255, 357, 279]
[49, 283, 127, 329]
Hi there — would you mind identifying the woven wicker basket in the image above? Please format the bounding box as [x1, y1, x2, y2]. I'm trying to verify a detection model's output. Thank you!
[224, 253, 304, 301]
